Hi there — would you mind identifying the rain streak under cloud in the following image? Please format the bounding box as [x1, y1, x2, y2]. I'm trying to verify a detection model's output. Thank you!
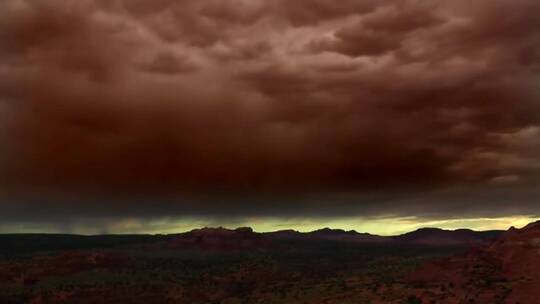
[0, 0, 539, 233]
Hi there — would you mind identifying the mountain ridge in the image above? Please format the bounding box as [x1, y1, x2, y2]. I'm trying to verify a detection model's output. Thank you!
[0, 226, 506, 255]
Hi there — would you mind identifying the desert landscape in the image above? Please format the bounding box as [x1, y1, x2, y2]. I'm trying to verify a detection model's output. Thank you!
[1, 0, 539, 303]
[1, 222, 538, 304]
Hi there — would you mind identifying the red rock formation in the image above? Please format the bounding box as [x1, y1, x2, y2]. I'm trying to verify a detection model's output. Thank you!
[166, 227, 270, 252]
[407, 221, 540, 303]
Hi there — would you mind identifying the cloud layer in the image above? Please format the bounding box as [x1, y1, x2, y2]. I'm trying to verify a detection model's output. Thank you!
[1, 0, 539, 223]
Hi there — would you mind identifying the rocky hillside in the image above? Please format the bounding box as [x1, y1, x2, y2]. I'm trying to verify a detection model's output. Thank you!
[407, 221, 540, 303]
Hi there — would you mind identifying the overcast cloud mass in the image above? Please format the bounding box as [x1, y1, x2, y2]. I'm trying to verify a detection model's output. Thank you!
[0, 0, 539, 233]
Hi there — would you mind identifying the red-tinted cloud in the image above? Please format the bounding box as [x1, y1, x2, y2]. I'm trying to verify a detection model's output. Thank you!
[0, 0, 539, 221]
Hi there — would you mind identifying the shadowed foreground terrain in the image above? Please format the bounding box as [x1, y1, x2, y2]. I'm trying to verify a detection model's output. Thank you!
[0, 223, 538, 304]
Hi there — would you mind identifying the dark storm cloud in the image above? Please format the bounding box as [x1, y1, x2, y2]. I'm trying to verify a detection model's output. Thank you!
[138, 52, 198, 75]
[308, 2, 445, 57]
[0, 0, 539, 222]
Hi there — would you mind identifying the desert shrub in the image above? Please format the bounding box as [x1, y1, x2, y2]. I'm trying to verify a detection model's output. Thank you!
[406, 295, 422, 304]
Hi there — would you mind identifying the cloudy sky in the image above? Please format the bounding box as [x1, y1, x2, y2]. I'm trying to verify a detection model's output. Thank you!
[1, 0, 539, 234]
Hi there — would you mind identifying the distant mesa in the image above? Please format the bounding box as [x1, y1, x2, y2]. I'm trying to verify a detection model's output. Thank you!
[165, 227, 269, 252]
[162, 226, 503, 252]
[393, 227, 502, 246]
[305, 228, 389, 243]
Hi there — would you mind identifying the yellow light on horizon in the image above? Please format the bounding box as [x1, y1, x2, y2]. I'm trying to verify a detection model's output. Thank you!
[2, 215, 538, 235]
